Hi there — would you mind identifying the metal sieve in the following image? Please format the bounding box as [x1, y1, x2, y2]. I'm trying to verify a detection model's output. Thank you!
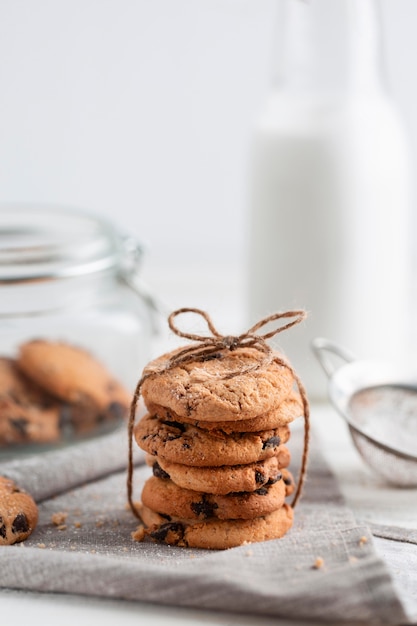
[312, 338, 417, 487]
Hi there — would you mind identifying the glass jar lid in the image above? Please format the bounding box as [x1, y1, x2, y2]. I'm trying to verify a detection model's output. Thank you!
[0, 205, 134, 284]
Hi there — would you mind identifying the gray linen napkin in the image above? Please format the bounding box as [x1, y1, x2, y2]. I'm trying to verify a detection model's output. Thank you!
[0, 424, 410, 624]
[0, 427, 144, 502]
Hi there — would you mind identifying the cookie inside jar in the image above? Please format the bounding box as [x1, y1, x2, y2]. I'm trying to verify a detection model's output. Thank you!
[0, 340, 131, 453]
[0, 206, 154, 456]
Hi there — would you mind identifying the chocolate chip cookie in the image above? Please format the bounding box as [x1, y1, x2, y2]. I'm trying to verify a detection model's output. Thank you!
[141, 346, 294, 422]
[134, 502, 294, 549]
[141, 475, 289, 521]
[135, 413, 290, 467]
[146, 390, 302, 433]
[18, 340, 131, 426]
[0, 476, 38, 545]
[147, 447, 291, 494]
[0, 357, 61, 445]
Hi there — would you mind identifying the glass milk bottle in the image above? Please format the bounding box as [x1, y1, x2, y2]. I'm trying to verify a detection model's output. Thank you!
[247, 0, 411, 399]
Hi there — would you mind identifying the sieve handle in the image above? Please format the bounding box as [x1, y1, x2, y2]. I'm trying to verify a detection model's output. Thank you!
[311, 338, 356, 379]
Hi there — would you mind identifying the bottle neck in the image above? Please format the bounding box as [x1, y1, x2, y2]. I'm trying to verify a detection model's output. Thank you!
[271, 0, 386, 98]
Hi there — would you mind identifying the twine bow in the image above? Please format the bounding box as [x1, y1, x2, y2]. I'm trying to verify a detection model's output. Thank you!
[127, 308, 310, 520]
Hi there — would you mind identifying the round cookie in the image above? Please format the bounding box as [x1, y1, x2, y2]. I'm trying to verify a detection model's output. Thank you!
[135, 413, 290, 467]
[141, 346, 294, 422]
[141, 475, 288, 521]
[0, 476, 38, 545]
[146, 390, 303, 434]
[0, 357, 61, 445]
[135, 503, 294, 549]
[18, 340, 131, 421]
[0, 398, 60, 445]
[147, 446, 291, 494]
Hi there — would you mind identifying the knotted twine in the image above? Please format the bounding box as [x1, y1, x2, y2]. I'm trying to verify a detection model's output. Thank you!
[127, 308, 310, 523]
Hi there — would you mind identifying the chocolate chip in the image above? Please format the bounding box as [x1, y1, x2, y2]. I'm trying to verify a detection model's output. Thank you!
[190, 497, 218, 519]
[166, 432, 182, 441]
[96, 412, 106, 424]
[254, 486, 269, 496]
[158, 513, 172, 521]
[12, 513, 29, 534]
[0, 516, 6, 539]
[283, 475, 293, 486]
[107, 401, 126, 421]
[152, 462, 170, 480]
[267, 471, 282, 485]
[9, 417, 28, 435]
[182, 442, 191, 450]
[150, 522, 184, 542]
[262, 435, 281, 449]
[255, 470, 265, 484]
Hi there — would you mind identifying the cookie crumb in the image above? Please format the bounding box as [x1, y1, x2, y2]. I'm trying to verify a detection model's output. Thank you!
[132, 526, 146, 542]
[74, 521, 82, 528]
[95, 520, 105, 528]
[312, 557, 324, 569]
[245, 549, 254, 556]
[37, 543, 46, 549]
[51, 512, 68, 526]
[56, 524, 67, 531]
[359, 536, 368, 546]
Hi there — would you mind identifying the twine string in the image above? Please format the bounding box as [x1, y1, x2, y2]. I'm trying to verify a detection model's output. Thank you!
[127, 307, 310, 521]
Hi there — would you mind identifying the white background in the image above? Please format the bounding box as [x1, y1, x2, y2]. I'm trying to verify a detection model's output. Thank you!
[1, 5, 416, 621]
[0, 0, 416, 264]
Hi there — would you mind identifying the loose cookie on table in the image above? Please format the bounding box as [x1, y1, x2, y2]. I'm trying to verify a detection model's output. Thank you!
[146, 390, 303, 434]
[134, 503, 294, 549]
[147, 447, 292, 494]
[141, 475, 289, 520]
[141, 346, 294, 422]
[0, 476, 38, 545]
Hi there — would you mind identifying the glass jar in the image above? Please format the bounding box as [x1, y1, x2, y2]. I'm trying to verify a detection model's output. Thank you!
[0, 205, 154, 455]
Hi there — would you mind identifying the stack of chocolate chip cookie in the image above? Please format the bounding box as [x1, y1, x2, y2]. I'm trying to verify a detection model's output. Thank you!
[132, 344, 304, 550]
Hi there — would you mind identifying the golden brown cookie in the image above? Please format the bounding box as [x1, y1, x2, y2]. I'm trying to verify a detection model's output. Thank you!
[17, 340, 131, 423]
[135, 413, 290, 467]
[134, 503, 294, 549]
[0, 476, 38, 545]
[141, 475, 289, 521]
[0, 357, 61, 445]
[141, 346, 294, 422]
[146, 390, 303, 433]
[147, 446, 291, 494]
